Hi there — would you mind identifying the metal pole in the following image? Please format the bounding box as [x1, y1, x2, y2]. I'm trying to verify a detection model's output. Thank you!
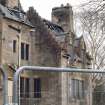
[0, 66, 8, 105]
[18, 31, 21, 67]
[13, 66, 105, 105]
[18, 30, 21, 105]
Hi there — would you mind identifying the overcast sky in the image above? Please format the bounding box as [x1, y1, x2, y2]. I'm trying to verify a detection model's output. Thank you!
[20, 0, 86, 20]
[20, 0, 87, 36]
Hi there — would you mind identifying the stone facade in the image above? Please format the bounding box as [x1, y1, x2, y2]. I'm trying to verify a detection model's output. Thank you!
[0, 1, 92, 105]
[1, 20, 31, 66]
[0, 0, 20, 8]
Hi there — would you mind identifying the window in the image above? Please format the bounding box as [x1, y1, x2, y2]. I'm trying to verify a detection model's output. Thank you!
[25, 78, 29, 97]
[20, 77, 29, 98]
[20, 77, 41, 98]
[21, 43, 29, 60]
[13, 40, 16, 52]
[20, 77, 24, 97]
[34, 78, 41, 98]
[71, 79, 85, 99]
[26, 44, 29, 60]
[79, 80, 85, 98]
[21, 43, 24, 59]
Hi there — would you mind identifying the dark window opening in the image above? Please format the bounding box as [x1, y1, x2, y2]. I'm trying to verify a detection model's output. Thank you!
[34, 78, 41, 98]
[21, 43, 24, 59]
[21, 43, 29, 60]
[71, 79, 85, 99]
[20, 77, 29, 98]
[13, 40, 16, 53]
[20, 77, 24, 97]
[25, 78, 29, 98]
[26, 44, 29, 60]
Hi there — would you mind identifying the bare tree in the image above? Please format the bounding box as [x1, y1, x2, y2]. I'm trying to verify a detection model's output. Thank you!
[74, 0, 105, 89]
[75, 1, 105, 104]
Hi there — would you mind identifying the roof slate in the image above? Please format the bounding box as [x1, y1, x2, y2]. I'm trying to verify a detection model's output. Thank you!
[43, 19, 66, 43]
[43, 19, 64, 35]
[0, 4, 33, 27]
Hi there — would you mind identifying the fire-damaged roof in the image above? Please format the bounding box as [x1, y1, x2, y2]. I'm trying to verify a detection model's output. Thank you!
[0, 4, 34, 27]
[43, 19, 64, 35]
[63, 36, 92, 65]
[43, 19, 66, 43]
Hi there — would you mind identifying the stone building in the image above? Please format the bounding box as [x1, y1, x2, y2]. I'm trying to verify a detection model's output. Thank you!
[0, 0, 92, 105]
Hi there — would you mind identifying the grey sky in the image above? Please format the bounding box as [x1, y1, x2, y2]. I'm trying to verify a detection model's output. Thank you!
[20, 0, 86, 20]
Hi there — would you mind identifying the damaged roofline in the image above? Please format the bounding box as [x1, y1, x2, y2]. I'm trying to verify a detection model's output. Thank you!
[3, 16, 35, 28]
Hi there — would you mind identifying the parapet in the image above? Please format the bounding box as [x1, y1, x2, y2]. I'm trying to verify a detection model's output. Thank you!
[52, 3, 72, 11]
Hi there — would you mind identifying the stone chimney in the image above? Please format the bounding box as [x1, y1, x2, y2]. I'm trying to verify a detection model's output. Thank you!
[0, 0, 20, 9]
[52, 3, 74, 33]
[8, 0, 20, 8]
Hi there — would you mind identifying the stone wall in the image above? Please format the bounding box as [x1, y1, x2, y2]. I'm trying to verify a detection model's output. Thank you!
[1, 19, 32, 66]
[0, 4, 92, 105]
[27, 7, 61, 67]
[0, 16, 3, 64]
[0, 7, 62, 105]
[19, 71, 62, 105]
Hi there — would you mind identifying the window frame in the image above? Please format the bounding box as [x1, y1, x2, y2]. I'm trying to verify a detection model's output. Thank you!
[34, 78, 41, 98]
[71, 79, 85, 99]
[21, 42, 29, 60]
[20, 77, 30, 98]
[26, 44, 29, 60]
[13, 40, 16, 53]
[21, 43, 25, 60]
